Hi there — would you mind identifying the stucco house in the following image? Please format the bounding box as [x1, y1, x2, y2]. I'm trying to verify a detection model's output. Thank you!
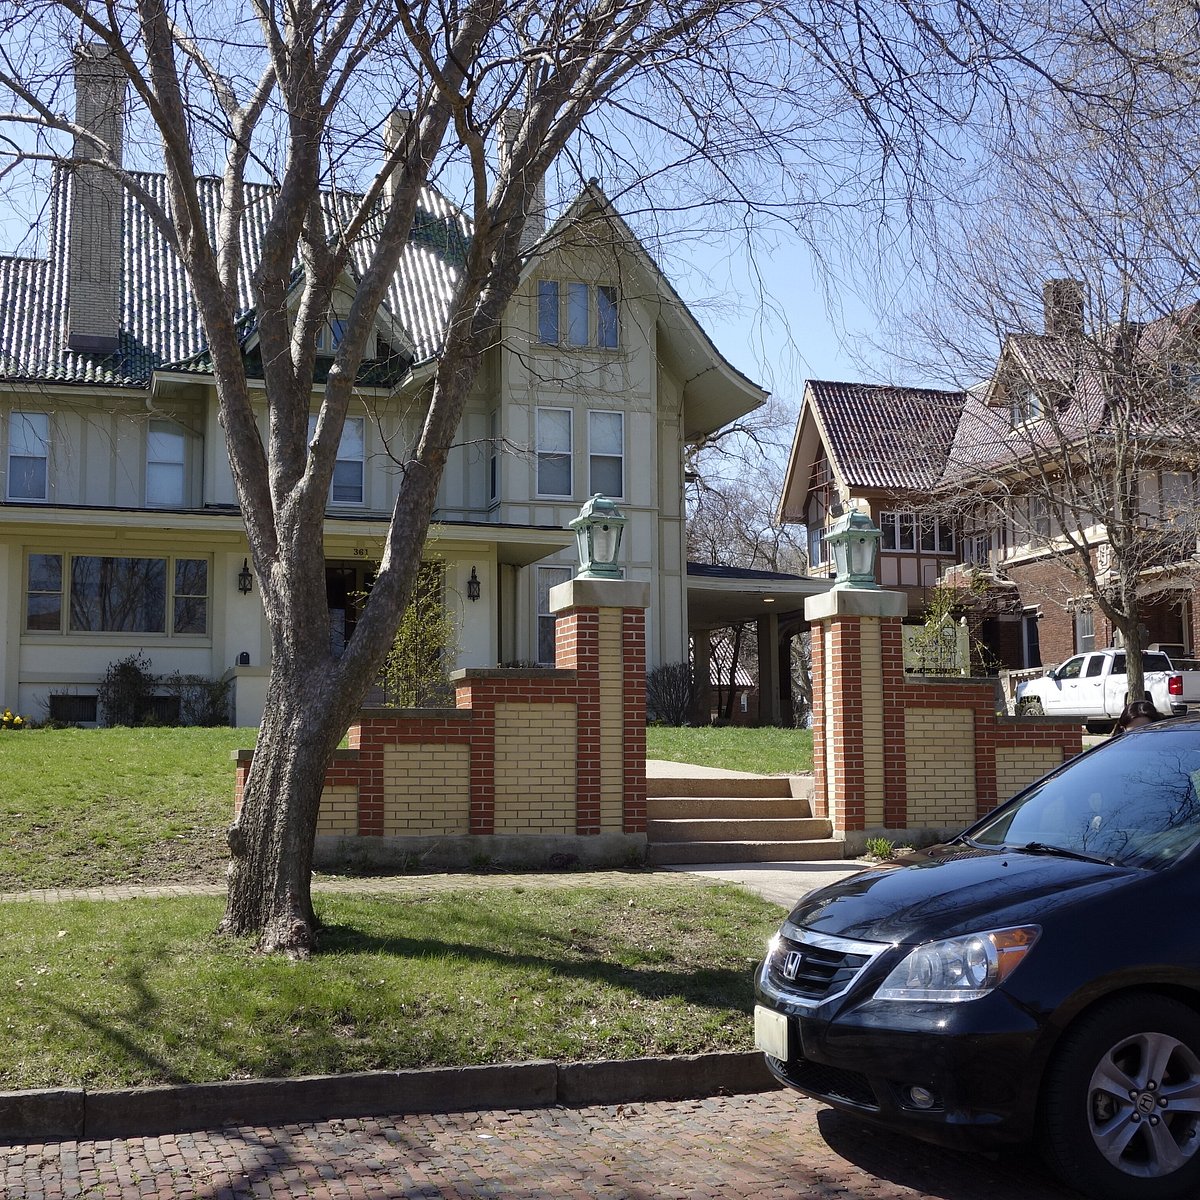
[780, 283, 1200, 671]
[0, 53, 767, 726]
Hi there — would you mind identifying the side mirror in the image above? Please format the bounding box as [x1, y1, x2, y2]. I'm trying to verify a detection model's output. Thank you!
[1044, 668, 1057, 679]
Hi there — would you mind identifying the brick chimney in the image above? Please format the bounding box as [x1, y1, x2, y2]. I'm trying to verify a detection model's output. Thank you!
[496, 110, 546, 255]
[67, 43, 127, 354]
[1043, 278, 1085, 338]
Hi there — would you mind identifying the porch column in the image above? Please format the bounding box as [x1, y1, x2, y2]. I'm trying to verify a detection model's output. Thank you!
[757, 611, 781, 726]
[691, 630, 712, 724]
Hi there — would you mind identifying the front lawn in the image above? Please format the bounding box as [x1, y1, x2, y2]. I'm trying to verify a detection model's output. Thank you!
[647, 725, 812, 775]
[0, 727, 255, 890]
[0, 882, 779, 1089]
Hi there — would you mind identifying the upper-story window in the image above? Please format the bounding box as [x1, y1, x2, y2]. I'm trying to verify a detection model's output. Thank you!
[309, 415, 365, 505]
[879, 511, 916, 552]
[919, 516, 955, 554]
[489, 410, 500, 502]
[315, 317, 349, 355]
[1010, 385, 1043, 427]
[146, 420, 186, 507]
[1030, 495, 1051, 540]
[588, 411, 624, 498]
[7, 411, 48, 501]
[536, 280, 619, 349]
[1161, 471, 1194, 525]
[536, 407, 572, 497]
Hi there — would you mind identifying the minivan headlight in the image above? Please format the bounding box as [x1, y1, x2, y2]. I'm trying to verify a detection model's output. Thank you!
[875, 925, 1040, 1002]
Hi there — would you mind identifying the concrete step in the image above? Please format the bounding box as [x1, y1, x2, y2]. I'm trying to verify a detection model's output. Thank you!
[647, 775, 807, 799]
[647, 817, 832, 843]
[647, 839, 847, 865]
[646, 796, 811, 820]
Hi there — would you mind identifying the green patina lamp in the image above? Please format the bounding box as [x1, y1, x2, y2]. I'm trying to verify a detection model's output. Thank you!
[826, 510, 882, 589]
[570, 494, 627, 579]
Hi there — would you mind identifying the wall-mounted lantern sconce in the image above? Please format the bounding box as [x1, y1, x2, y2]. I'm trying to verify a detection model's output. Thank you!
[467, 566, 481, 602]
[237, 558, 254, 595]
[570, 494, 627, 580]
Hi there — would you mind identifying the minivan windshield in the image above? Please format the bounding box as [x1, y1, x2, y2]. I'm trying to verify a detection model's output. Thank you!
[970, 728, 1200, 868]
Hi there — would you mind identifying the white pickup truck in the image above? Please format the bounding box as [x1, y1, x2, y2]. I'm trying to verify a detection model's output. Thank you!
[1015, 648, 1194, 721]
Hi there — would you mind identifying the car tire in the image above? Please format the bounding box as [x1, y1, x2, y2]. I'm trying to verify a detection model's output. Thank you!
[1020, 698, 1045, 716]
[1041, 994, 1200, 1200]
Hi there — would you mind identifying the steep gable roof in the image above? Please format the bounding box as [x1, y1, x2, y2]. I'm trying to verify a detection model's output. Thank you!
[0, 168, 469, 388]
[805, 380, 966, 491]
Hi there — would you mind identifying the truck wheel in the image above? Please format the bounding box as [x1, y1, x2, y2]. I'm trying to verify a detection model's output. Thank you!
[1020, 698, 1044, 716]
[1041, 994, 1200, 1200]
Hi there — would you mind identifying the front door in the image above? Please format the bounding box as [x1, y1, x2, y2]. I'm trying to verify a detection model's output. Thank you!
[325, 562, 375, 657]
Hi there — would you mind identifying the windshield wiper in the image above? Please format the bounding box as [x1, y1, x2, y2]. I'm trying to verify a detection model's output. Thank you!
[1017, 841, 1118, 867]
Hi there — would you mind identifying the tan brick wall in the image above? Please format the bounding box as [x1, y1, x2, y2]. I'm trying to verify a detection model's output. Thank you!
[381, 744, 471, 835]
[860, 618, 885, 826]
[904, 708, 977, 826]
[317, 785, 359, 835]
[494, 702, 577, 832]
[598, 609, 624, 831]
[996, 745, 1064, 804]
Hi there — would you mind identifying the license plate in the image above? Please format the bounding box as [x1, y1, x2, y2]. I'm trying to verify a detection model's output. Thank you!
[754, 1004, 790, 1060]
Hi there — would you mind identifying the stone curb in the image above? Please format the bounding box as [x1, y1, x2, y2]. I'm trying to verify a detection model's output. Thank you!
[0, 1052, 778, 1144]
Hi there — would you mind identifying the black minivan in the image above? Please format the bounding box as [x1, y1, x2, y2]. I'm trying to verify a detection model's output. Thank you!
[754, 718, 1200, 1200]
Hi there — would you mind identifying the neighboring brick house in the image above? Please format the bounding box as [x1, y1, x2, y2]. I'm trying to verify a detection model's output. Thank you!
[779, 283, 1200, 671]
[0, 52, 766, 725]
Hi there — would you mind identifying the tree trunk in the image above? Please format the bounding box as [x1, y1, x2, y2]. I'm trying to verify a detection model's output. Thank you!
[220, 666, 350, 956]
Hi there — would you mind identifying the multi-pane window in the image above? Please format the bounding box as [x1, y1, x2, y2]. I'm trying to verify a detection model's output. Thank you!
[536, 407, 572, 497]
[535, 281, 619, 348]
[1010, 386, 1043, 427]
[964, 531, 991, 566]
[1075, 606, 1096, 654]
[7, 411, 49, 500]
[1031, 495, 1051, 540]
[588, 411, 624, 498]
[309, 415, 365, 505]
[1161, 471, 1194, 525]
[315, 317, 348, 355]
[879, 511, 916, 552]
[26, 553, 209, 636]
[536, 565, 572, 664]
[146, 420, 186, 507]
[919, 516, 955, 554]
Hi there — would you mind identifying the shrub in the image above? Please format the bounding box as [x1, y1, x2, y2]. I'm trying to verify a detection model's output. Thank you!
[98, 652, 159, 727]
[646, 662, 695, 726]
[162, 672, 234, 727]
[864, 836, 895, 860]
[380, 561, 459, 707]
[1, 707, 26, 730]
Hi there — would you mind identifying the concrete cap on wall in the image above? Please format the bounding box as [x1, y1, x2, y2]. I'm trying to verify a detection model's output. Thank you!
[805, 588, 908, 623]
[549, 578, 651, 614]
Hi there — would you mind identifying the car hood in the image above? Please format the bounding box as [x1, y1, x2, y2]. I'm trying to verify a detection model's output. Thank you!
[787, 845, 1134, 944]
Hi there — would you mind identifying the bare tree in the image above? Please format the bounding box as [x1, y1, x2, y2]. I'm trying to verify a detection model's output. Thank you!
[888, 84, 1200, 705]
[0, 0, 1109, 952]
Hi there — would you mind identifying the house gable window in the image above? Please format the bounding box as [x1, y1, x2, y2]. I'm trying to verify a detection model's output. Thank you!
[536, 280, 619, 349]
[536, 407, 572, 497]
[1010, 386, 1043, 427]
[308, 415, 365, 505]
[146, 420, 186, 507]
[26, 552, 209, 636]
[7, 411, 49, 501]
[536, 565, 572, 664]
[588, 410, 624, 498]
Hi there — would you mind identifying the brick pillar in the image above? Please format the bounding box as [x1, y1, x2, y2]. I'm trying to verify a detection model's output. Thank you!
[550, 578, 650, 837]
[805, 588, 907, 835]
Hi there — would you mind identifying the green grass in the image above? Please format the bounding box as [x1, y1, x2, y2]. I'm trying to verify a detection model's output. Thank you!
[0, 727, 256, 890]
[646, 725, 812, 775]
[0, 883, 780, 1090]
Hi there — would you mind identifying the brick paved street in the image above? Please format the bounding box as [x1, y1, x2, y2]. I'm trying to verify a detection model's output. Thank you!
[2, 1090, 1082, 1199]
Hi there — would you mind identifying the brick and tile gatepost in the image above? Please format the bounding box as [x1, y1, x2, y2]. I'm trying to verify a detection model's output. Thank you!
[549, 577, 650, 836]
[804, 587, 908, 840]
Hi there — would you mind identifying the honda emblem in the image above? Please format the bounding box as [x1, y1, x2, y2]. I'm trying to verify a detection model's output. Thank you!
[782, 950, 803, 980]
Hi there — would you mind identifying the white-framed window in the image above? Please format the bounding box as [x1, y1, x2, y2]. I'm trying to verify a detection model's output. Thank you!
[7, 411, 49, 501]
[1162, 471, 1194, 526]
[315, 317, 349, 355]
[964, 531, 991, 566]
[919, 516, 955, 554]
[807, 524, 824, 569]
[536, 565, 572, 664]
[1074, 605, 1096, 654]
[1031, 495, 1051, 541]
[309, 415, 365, 505]
[535, 280, 619, 349]
[536, 407, 572, 497]
[588, 410, 624, 498]
[1010, 386, 1043, 427]
[146, 420, 186, 507]
[25, 552, 209, 636]
[879, 511, 917, 552]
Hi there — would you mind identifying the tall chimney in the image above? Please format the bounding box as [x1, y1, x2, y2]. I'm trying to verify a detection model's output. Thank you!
[496, 110, 546, 255]
[381, 107, 412, 203]
[1043, 278, 1085, 338]
[67, 43, 126, 354]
